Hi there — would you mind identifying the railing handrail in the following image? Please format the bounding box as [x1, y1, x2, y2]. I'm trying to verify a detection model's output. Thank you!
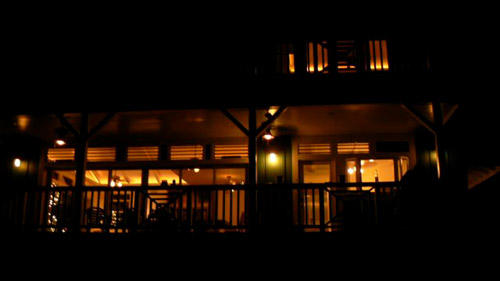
[8, 181, 401, 192]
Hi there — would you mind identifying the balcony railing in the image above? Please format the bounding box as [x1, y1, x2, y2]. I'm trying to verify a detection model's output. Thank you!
[1, 183, 400, 234]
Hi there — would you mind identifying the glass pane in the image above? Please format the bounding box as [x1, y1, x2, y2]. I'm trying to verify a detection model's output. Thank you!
[361, 159, 395, 182]
[346, 159, 357, 183]
[148, 169, 181, 186]
[85, 170, 109, 186]
[399, 157, 410, 180]
[182, 168, 214, 185]
[302, 164, 330, 183]
[307, 42, 315, 72]
[215, 168, 246, 185]
[51, 170, 76, 187]
[111, 170, 142, 187]
[381, 40, 389, 70]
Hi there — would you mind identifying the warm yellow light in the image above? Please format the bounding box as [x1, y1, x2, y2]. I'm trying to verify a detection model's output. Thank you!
[263, 133, 275, 141]
[110, 180, 116, 187]
[361, 160, 365, 166]
[369, 159, 375, 163]
[14, 158, 21, 168]
[288, 54, 295, 73]
[269, 153, 278, 163]
[117, 182, 123, 188]
[194, 168, 200, 173]
[55, 139, 66, 146]
[267, 108, 278, 116]
[17, 115, 30, 131]
[381, 40, 389, 71]
[347, 168, 354, 175]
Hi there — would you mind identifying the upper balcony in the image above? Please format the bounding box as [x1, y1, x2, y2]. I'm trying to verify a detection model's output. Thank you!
[3, 31, 443, 115]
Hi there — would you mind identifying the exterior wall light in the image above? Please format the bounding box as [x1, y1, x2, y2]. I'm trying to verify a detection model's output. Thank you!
[14, 158, 22, 168]
[269, 152, 278, 164]
[263, 128, 274, 141]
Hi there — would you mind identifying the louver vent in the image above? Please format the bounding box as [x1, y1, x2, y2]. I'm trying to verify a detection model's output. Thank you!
[170, 145, 204, 160]
[87, 147, 116, 162]
[298, 144, 331, 155]
[337, 142, 370, 154]
[47, 148, 75, 162]
[127, 146, 159, 161]
[214, 144, 248, 159]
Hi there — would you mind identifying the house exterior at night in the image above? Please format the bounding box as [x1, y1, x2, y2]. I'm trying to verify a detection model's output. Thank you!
[2, 16, 498, 245]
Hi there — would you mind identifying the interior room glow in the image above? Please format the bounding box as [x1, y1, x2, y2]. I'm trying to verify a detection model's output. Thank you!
[55, 140, 66, 146]
[347, 168, 354, 175]
[269, 152, 278, 163]
[14, 158, 21, 168]
[369, 40, 389, 71]
[193, 168, 200, 173]
[361, 159, 395, 182]
[303, 163, 330, 183]
[288, 54, 295, 73]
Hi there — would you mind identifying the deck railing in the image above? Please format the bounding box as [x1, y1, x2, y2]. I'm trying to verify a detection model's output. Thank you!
[1, 182, 400, 233]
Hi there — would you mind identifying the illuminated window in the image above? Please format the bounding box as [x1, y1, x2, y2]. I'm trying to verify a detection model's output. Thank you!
[306, 41, 329, 73]
[51, 170, 76, 187]
[346, 159, 357, 183]
[215, 168, 246, 185]
[336, 40, 358, 73]
[361, 159, 395, 182]
[302, 163, 330, 183]
[111, 170, 142, 187]
[181, 168, 214, 185]
[398, 157, 410, 180]
[368, 40, 389, 71]
[148, 169, 182, 186]
[85, 170, 109, 186]
[276, 43, 295, 74]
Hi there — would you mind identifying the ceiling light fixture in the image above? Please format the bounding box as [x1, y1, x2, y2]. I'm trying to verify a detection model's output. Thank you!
[263, 128, 274, 141]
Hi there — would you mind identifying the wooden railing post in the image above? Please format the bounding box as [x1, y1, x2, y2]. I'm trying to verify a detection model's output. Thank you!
[374, 184, 381, 225]
[185, 187, 192, 232]
[319, 186, 326, 232]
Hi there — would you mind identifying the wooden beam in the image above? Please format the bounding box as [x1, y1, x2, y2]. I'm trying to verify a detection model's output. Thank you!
[443, 104, 459, 125]
[54, 113, 80, 138]
[219, 108, 249, 136]
[88, 112, 116, 140]
[401, 104, 435, 134]
[255, 106, 287, 137]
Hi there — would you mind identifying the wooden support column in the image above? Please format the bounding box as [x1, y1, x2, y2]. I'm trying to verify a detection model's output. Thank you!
[432, 102, 447, 180]
[248, 107, 257, 230]
[220, 106, 287, 230]
[401, 103, 455, 180]
[75, 112, 89, 188]
[72, 112, 88, 231]
[55, 112, 117, 232]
